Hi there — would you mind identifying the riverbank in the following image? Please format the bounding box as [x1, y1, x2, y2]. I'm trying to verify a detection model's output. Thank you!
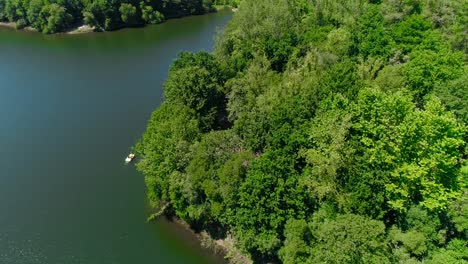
[0, 22, 37, 32]
[170, 218, 252, 264]
[66, 25, 96, 34]
[148, 206, 250, 264]
[0, 7, 234, 35]
[0, 21, 94, 34]
[213, 5, 237, 11]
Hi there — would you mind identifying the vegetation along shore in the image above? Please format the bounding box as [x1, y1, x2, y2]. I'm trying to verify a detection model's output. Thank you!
[0, 0, 239, 34]
[135, 0, 467, 263]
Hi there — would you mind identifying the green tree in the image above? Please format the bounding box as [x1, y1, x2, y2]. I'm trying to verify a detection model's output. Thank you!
[42, 4, 72, 34]
[27, 0, 44, 29]
[216, 0, 300, 72]
[348, 89, 465, 215]
[427, 239, 468, 264]
[424, 0, 468, 54]
[324, 27, 352, 57]
[5, 0, 26, 22]
[83, 10, 97, 27]
[309, 214, 391, 263]
[391, 14, 431, 53]
[0, 0, 6, 21]
[434, 71, 468, 124]
[185, 130, 248, 225]
[140, 3, 164, 24]
[355, 4, 393, 59]
[135, 103, 201, 206]
[389, 206, 444, 260]
[381, 0, 423, 23]
[119, 3, 137, 25]
[447, 188, 468, 238]
[278, 219, 311, 264]
[164, 52, 225, 131]
[403, 48, 464, 103]
[234, 150, 312, 261]
[302, 94, 352, 205]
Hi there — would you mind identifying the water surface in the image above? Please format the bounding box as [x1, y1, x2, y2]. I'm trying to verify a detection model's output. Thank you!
[0, 10, 232, 264]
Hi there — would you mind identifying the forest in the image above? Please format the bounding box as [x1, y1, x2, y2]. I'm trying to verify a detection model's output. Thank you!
[135, 0, 467, 263]
[0, 0, 221, 33]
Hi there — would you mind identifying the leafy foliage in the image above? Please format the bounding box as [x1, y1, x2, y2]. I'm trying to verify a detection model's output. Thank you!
[1, 0, 213, 33]
[135, 0, 468, 263]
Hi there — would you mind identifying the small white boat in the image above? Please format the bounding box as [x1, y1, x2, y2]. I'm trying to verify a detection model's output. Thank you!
[125, 153, 136, 163]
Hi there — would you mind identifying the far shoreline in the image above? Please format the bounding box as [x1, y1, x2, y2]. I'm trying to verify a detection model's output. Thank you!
[0, 6, 235, 35]
[0, 22, 38, 32]
[0, 21, 93, 34]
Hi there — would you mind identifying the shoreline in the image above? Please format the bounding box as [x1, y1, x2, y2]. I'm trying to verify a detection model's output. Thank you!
[169, 217, 252, 264]
[66, 24, 96, 34]
[0, 7, 235, 35]
[0, 22, 37, 32]
[172, 216, 253, 264]
[0, 21, 97, 34]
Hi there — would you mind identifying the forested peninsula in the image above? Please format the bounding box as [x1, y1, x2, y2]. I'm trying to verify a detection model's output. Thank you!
[136, 0, 468, 263]
[0, 0, 238, 33]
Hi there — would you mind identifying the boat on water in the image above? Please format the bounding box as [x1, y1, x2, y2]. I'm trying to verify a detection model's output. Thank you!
[125, 153, 136, 163]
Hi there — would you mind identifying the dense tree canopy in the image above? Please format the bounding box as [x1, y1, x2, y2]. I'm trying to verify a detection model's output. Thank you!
[0, 0, 215, 32]
[136, 0, 468, 263]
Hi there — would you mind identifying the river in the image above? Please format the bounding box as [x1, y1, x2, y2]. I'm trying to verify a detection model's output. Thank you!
[0, 10, 232, 264]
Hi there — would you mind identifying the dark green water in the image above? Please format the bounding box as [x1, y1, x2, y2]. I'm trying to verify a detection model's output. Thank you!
[0, 11, 231, 264]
